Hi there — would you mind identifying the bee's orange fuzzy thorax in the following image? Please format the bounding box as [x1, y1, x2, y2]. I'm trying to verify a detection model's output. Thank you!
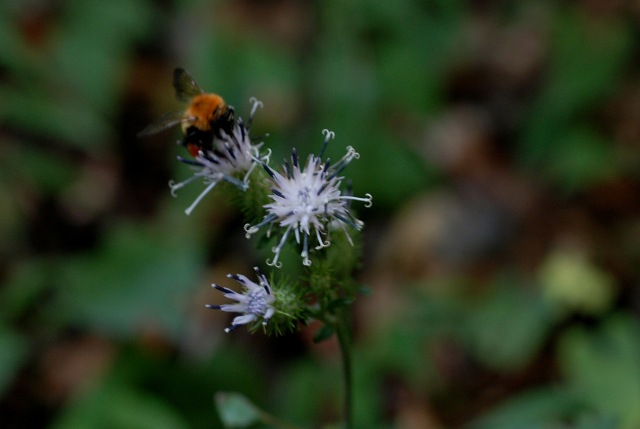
[184, 93, 226, 131]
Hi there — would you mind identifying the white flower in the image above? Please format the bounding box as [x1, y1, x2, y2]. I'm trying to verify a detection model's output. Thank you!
[206, 266, 276, 333]
[169, 98, 270, 215]
[244, 130, 372, 267]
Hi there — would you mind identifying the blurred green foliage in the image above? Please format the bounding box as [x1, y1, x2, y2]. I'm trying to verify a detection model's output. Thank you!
[2, 0, 640, 428]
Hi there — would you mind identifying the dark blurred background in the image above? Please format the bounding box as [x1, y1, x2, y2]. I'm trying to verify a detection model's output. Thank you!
[2, 0, 640, 428]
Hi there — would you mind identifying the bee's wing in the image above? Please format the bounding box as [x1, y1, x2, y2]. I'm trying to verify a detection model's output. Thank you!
[173, 68, 204, 102]
[137, 111, 192, 137]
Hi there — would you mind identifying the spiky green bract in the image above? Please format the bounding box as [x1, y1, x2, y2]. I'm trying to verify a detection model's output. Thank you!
[323, 228, 362, 284]
[231, 167, 272, 226]
[308, 229, 362, 299]
[306, 229, 362, 337]
[261, 274, 308, 337]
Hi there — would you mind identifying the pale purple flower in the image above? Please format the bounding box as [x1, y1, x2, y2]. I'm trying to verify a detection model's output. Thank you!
[245, 130, 372, 267]
[170, 98, 270, 215]
[206, 266, 276, 333]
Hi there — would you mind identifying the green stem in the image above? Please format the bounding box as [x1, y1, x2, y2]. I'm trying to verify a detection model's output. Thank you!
[335, 313, 353, 429]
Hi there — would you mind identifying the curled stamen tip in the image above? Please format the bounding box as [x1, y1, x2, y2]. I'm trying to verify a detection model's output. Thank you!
[266, 258, 283, 268]
[314, 240, 330, 251]
[249, 96, 263, 108]
[346, 146, 360, 159]
[322, 129, 335, 140]
[244, 224, 258, 234]
[364, 193, 373, 207]
[168, 181, 181, 197]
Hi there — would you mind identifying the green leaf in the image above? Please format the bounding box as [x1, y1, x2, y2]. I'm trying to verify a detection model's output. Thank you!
[0, 7, 32, 72]
[273, 359, 336, 426]
[0, 324, 28, 396]
[539, 248, 616, 316]
[519, 9, 632, 173]
[52, 0, 153, 112]
[54, 218, 204, 340]
[558, 315, 640, 429]
[12, 145, 78, 194]
[327, 298, 353, 312]
[574, 414, 619, 429]
[545, 10, 631, 116]
[360, 0, 464, 112]
[313, 324, 335, 343]
[0, 258, 54, 322]
[468, 387, 582, 429]
[545, 127, 618, 192]
[0, 85, 113, 152]
[463, 279, 553, 371]
[215, 392, 261, 428]
[52, 382, 189, 429]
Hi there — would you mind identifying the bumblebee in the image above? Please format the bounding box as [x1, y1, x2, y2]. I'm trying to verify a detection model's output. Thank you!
[138, 68, 235, 157]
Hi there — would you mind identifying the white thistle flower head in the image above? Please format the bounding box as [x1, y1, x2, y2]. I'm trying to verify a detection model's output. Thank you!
[169, 98, 271, 215]
[205, 266, 276, 333]
[244, 129, 372, 267]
